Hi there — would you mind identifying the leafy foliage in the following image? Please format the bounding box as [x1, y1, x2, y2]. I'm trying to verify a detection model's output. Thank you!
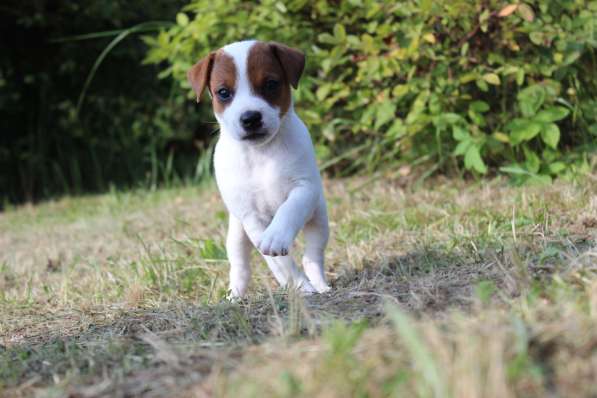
[0, 0, 195, 205]
[147, 0, 597, 181]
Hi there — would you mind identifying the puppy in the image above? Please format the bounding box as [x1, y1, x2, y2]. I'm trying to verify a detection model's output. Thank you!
[187, 40, 330, 298]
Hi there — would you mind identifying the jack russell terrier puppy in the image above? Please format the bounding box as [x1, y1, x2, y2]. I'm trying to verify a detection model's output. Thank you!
[187, 40, 330, 298]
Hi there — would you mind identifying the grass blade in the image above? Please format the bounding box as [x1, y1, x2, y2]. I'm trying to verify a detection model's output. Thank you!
[75, 21, 173, 115]
[386, 303, 448, 398]
[49, 22, 172, 43]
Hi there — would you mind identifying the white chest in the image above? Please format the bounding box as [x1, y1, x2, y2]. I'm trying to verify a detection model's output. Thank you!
[214, 140, 295, 222]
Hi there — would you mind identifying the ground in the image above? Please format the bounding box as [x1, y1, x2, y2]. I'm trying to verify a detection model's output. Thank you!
[1, 173, 596, 397]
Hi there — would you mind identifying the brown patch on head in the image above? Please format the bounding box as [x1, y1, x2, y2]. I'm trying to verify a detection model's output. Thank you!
[187, 50, 237, 114]
[187, 52, 215, 103]
[209, 51, 237, 114]
[247, 42, 305, 116]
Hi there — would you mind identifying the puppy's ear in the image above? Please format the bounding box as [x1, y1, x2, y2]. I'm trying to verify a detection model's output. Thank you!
[269, 42, 305, 89]
[187, 52, 215, 102]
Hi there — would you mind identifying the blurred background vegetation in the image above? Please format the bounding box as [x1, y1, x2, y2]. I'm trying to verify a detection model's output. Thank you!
[2, 0, 596, 206]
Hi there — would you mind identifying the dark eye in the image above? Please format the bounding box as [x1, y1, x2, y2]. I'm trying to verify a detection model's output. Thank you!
[264, 79, 279, 91]
[217, 87, 232, 101]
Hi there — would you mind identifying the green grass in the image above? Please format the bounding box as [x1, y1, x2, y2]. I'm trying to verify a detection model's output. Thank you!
[1, 173, 596, 397]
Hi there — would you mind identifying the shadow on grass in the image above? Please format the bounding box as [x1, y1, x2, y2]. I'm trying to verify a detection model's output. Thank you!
[0, 246, 512, 397]
[312, 246, 507, 319]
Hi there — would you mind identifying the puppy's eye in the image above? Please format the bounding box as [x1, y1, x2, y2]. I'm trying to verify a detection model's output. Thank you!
[217, 87, 232, 101]
[264, 79, 279, 91]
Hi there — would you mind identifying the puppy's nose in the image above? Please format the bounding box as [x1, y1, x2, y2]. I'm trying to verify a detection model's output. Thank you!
[240, 111, 263, 131]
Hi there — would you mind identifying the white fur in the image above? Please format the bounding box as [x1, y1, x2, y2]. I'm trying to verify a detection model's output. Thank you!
[216, 41, 280, 143]
[212, 41, 330, 298]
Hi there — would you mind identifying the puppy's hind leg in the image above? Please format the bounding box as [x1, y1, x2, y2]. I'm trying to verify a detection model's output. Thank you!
[302, 198, 331, 293]
[226, 215, 253, 299]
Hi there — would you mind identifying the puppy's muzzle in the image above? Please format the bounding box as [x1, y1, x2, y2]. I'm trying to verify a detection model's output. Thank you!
[240, 111, 266, 140]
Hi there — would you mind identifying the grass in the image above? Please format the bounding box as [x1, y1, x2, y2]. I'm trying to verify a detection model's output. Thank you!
[0, 171, 596, 397]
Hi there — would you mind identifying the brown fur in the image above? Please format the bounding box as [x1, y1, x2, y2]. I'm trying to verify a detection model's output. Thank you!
[209, 51, 237, 114]
[269, 42, 305, 89]
[189, 42, 305, 116]
[187, 52, 214, 103]
[187, 51, 237, 114]
[247, 42, 304, 116]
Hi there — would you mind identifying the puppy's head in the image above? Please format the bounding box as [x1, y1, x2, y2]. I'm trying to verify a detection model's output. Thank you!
[188, 40, 305, 144]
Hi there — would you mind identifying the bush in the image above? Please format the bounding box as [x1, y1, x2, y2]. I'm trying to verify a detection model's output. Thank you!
[0, 0, 195, 205]
[146, 0, 597, 182]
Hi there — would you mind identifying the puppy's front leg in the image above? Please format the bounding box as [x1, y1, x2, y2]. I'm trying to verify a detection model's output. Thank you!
[226, 215, 252, 298]
[258, 184, 317, 257]
[242, 216, 315, 293]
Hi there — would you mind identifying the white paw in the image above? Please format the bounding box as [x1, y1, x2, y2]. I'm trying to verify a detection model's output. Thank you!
[226, 291, 242, 302]
[313, 283, 331, 294]
[228, 273, 249, 300]
[258, 226, 293, 257]
[298, 280, 317, 295]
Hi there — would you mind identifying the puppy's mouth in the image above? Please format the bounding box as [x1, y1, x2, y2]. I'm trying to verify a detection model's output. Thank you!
[242, 130, 269, 141]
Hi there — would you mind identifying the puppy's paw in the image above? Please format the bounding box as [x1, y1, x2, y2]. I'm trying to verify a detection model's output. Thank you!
[298, 280, 317, 296]
[313, 283, 331, 294]
[226, 290, 242, 302]
[258, 227, 293, 257]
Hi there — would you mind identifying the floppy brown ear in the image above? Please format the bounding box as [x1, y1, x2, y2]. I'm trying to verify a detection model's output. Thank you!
[187, 52, 215, 102]
[269, 42, 305, 89]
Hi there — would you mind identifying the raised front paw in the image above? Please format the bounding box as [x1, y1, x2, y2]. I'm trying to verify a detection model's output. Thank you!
[257, 227, 293, 257]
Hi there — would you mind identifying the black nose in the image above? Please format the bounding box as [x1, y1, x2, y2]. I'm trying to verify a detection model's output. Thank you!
[240, 111, 263, 131]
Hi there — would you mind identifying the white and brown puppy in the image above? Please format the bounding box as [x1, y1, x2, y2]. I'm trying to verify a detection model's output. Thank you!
[187, 40, 330, 298]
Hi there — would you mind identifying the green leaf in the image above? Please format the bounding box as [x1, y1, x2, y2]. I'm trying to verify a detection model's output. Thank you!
[460, 72, 477, 84]
[334, 23, 346, 41]
[510, 121, 542, 145]
[476, 79, 489, 92]
[548, 161, 566, 174]
[423, 32, 436, 44]
[176, 13, 189, 27]
[452, 125, 470, 141]
[527, 174, 552, 185]
[470, 101, 490, 113]
[517, 85, 545, 117]
[493, 132, 510, 143]
[318, 33, 336, 44]
[454, 140, 472, 156]
[535, 106, 569, 123]
[523, 146, 540, 173]
[516, 69, 525, 86]
[541, 123, 560, 149]
[529, 31, 543, 45]
[275, 2, 287, 12]
[500, 166, 551, 185]
[392, 84, 409, 98]
[360, 33, 376, 53]
[468, 110, 486, 127]
[434, 113, 462, 128]
[564, 51, 581, 65]
[517, 3, 535, 21]
[387, 119, 407, 139]
[375, 101, 396, 129]
[464, 145, 487, 174]
[483, 73, 501, 85]
[316, 84, 332, 101]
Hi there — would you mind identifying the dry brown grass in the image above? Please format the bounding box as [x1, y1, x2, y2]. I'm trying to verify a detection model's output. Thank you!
[0, 174, 596, 397]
